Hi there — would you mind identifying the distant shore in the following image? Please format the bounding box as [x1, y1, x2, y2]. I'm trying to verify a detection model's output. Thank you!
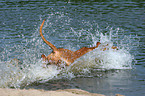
[0, 88, 124, 96]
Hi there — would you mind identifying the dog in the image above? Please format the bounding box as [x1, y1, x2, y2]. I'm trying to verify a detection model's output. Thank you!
[40, 19, 117, 66]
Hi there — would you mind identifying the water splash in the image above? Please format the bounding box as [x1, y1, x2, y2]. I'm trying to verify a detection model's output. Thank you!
[0, 12, 139, 88]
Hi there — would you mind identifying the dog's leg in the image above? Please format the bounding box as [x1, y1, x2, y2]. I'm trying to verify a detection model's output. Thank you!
[102, 44, 118, 51]
[112, 46, 118, 49]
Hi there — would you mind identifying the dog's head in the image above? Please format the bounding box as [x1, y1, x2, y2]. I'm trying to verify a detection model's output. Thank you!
[45, 51, 62, 65]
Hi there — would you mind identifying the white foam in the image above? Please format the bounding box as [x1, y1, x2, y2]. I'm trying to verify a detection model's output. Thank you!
[0, 60, 60, 88]
[0, 15, 138, 88]
[68, 47, 133, 75]
[0, 32, 135, 88]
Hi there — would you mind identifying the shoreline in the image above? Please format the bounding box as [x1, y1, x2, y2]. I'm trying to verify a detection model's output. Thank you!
[0, 88, 124, 96]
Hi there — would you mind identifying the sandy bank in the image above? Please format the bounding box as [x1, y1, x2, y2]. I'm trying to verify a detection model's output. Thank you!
[0, 88, 124, 96]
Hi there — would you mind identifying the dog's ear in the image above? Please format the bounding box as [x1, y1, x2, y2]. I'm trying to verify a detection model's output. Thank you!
[41, 54, 46, 58]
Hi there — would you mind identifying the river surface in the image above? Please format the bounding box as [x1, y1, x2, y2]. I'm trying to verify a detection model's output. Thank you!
[0, 0, 145, 96]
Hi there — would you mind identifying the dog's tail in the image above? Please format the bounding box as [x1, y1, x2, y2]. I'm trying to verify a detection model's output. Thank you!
[40, 19, 57, 51]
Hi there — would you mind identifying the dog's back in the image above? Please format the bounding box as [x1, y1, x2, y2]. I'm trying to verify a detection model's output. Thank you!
[39, 20, 117, 66]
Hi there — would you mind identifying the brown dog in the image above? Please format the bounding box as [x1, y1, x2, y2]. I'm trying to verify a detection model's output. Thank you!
[40, 19, 117, 66]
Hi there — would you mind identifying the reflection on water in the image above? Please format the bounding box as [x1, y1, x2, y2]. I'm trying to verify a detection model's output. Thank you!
[26, 70, 134, 96]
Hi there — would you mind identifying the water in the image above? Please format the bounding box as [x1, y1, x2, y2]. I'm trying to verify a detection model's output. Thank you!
[0, 0, 144, 96]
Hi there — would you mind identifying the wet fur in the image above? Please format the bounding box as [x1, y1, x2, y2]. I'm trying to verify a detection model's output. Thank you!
[40, 19, 117, 66]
